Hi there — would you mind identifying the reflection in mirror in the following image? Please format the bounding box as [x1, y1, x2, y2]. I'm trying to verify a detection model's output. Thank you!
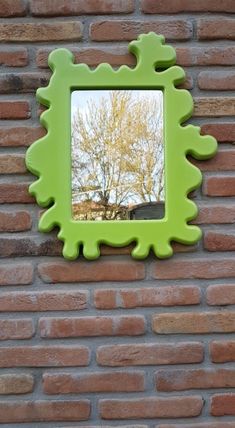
[71, 90, 164, 221]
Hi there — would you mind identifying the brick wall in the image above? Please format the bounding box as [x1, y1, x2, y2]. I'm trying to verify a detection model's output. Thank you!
[0, 0, 235, 426]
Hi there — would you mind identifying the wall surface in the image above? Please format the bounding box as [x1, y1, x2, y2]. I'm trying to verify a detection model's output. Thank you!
[0, 0, 235, 426]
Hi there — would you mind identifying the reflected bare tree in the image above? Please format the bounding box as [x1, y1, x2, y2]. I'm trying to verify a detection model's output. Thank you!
[72, 90, 164, 220]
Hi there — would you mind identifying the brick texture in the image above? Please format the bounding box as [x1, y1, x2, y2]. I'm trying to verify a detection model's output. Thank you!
[31, 0, 135, 15]
[0, 374, 34, 394]
[43, 371, 144, 394]
[0, 1, 234, 426]
[99, 396, 203, 419]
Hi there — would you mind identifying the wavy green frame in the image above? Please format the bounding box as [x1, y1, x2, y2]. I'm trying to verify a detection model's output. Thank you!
[26, 33, 217, 260]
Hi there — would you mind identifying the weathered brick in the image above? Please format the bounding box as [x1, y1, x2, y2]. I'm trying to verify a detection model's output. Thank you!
[0, 263, 33, 286]
[31, 0, 134, 15]
[211, 394, 235, 416]
[0, 154, 26, 174]
[207, 284, 235, 305]
[0, 400, 90, 423]
[198, 71, 235, 90]
[156, 423, 235, 428]
[193, 149, 235, 171]
[0, 101, 30, 120]
[0, 319, 34, 340]
[204, 230, 235, 251]
[0, 290, 87, 312]
[39, 316, 145, 338]
[150, 257, 235, 279]
[0, 73, 49, 94]
[0, 126, 45, 147]
[197, 18, 235, 40]
[97, 342, 204, 366]
[90, 20, 192, 41]
[0, 49, 28, 67]
[194, 97, 235, 117]
[152, 311, 235, 334]
[201, 123, 235, 142]
[0, 22, 83, 42]
[141, 0, 235, 13]
[195, 204, 235, 224]
[203, 176, 235, 197]
[0, 374, 34, 394]
[156, 368, 235, 391]
[43, 371, 144, 394]
[176, 47, 235, 66]
[99, 396, 203, 419]
[0, 183, 34, 204]
[38, 260, 145, 282]
[0, 211, 31, 232]
[94, 286, 201, 309]
[210, 340, 235, 362]
[0, 0, 27, 16]
[0, 346, 90, 367]
[37, 47, 136, 68]
[0, 236, 62, 257]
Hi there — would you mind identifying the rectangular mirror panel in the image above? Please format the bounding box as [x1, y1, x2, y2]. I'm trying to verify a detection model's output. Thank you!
[71, 90, 164, 221]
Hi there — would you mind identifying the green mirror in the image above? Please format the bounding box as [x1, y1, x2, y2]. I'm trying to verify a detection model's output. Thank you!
[26, 33, 217, 260]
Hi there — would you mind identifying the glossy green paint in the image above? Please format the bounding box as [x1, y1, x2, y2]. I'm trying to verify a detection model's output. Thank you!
[26, 33, 217, 260]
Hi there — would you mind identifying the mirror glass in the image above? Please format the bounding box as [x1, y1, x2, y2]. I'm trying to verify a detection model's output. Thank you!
[71, 90, 164, 221]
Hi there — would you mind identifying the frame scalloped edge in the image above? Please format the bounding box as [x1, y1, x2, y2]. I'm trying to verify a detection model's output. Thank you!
[26, 32, 217, 260]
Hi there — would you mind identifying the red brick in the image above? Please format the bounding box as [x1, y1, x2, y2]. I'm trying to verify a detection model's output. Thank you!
[150, 257, 235, 279]
[0, 236, 62, 257]
[156, 368, 235, 391]
[152, 311, 235, 334]
[0, 374, 34, 394]
[0, 211, 31, 232]
[201, 123, 235, 143]
[195, 204, 235, 224]
[90, 20, 192, 41]
[0, 73, 49, 94]
[39, 316, 145, 338]
[0, 183, 34, 203]
[194, 97, 235, 117]
[176, 47, 235, 66]
[207, 284, 235, 305]
[31, 0, 134, 15]
[38, 260, 145, 282]
[0, 0, 27, 16]
[0, 126, 45, 147]
[198, 71, 235, 90]
[156, 423, 235, 428]
[0, 263, 33, 286]
[0, 400, 90, 423]
[99, 396, 203, 419]
[0, 101, 30, 120]
[0, 154, 26, 174]
[197, 18, 235, 40]
[94, 286, 200, 309]
[36, 47, 136, 68]
[210, 340, 235, 362]
[0, 290, 87, 312]
[0, 49, 28, 67]
[97, 342, 204, 366]
[193, 149, 235, 171]
[211, 394, 235, 416]
[141, 0, 235, 13]
[204, 230, 235, 251]
[204, 176, 235, 196]
[43, 371, 144, 394]
[0, 22, 83, 42]
[0, 346, 90, 367]
[0, 319, 34, 340]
